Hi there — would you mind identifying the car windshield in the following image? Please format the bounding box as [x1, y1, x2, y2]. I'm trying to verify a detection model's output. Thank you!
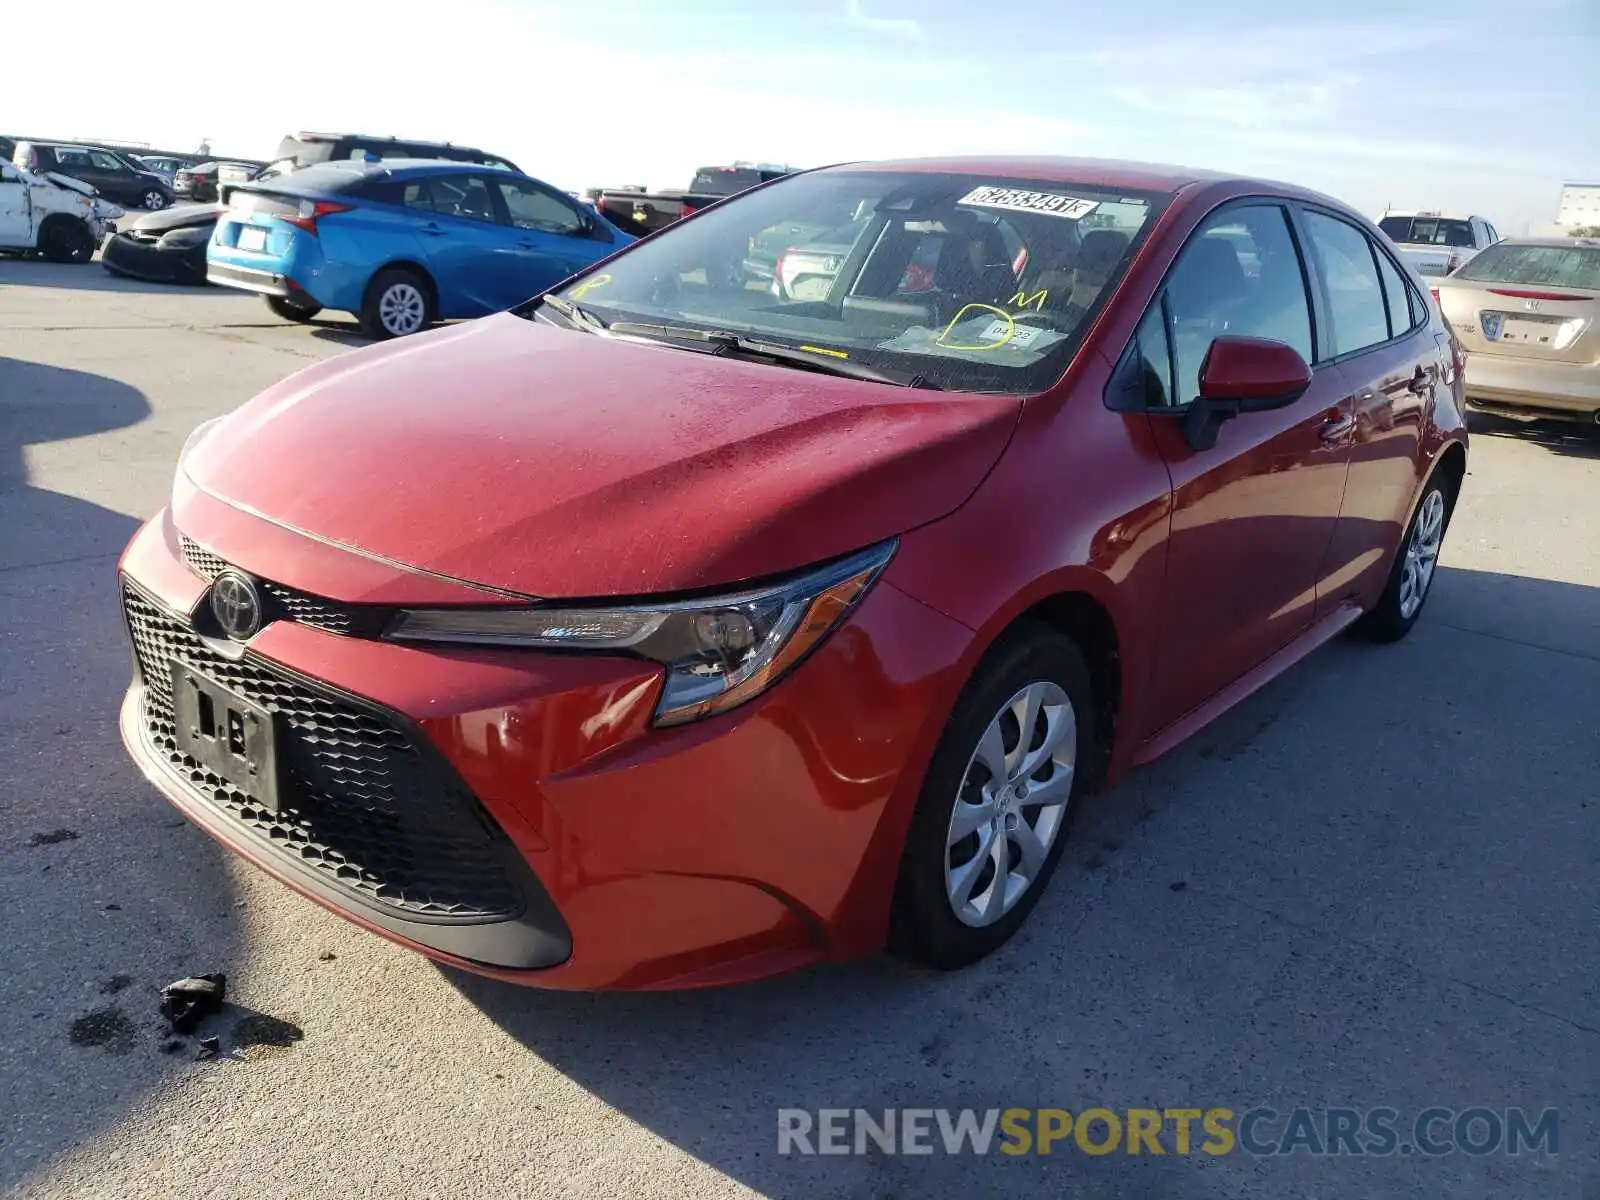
[554, 170, 1166, 394]
[1454, 243, 1600, 289]
[1379, 216, 1476, 248]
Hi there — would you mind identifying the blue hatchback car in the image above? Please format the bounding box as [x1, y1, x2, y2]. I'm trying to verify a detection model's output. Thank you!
[207, 160, 631, 339]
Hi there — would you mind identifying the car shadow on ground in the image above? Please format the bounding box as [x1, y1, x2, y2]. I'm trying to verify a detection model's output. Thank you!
[443, 565, 1599, 1198]
[1, 356, 246, 1191]
[1466, 410, 1600, 460]
[0, 256, 219, 296]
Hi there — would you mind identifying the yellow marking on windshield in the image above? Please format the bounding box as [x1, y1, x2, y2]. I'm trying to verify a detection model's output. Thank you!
[568, 273, 612, 300]
[937, 304, 1014, 351]
[799, 344, 849, 359]
[1008, 288, 1048, 313]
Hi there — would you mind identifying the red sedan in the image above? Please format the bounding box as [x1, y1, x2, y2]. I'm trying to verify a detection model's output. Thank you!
[118, 158, 1468, 989]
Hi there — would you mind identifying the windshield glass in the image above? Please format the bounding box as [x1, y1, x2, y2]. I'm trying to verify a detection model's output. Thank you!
[1379, 216, 1475, 248]
[1455, 243, 1600, 289]
[555, 169, 1166, 394]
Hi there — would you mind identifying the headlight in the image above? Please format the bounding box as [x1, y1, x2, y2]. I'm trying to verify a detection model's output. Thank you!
[385, 540, 897, 726]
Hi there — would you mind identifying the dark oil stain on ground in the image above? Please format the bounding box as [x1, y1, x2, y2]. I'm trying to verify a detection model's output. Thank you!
[231, 1012, 304, 1053]
[69, 1006, 137, 1055]
[28, 828, 79, 846]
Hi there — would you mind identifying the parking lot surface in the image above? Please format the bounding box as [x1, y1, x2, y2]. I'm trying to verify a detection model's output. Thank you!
[2, 258, 1596, 1199]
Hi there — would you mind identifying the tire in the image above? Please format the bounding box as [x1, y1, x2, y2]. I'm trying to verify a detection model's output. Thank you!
[141, 189, 168, 211]
[889, 623, 1096, 970]
[265, 294, 323, 322]
[39, 218, 95, 264]
[359, 267, 434, 340]
[1353, 474, 1454, 643]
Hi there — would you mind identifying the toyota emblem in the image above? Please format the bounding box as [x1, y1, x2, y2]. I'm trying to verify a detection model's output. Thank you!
[210, 571, 263, 641]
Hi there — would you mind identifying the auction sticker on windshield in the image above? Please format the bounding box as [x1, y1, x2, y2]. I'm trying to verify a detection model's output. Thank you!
[958, 186, 1099, 220]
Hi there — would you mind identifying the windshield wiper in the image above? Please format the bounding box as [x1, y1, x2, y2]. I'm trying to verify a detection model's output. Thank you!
[538, 293, 608, 334]
[605, 322, 942, 389]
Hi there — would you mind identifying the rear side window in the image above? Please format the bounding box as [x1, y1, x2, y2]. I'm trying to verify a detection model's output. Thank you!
[1303, 211, 1390, 356]
[403, 175, 498, 223]
[1374, 248, 1416, 338]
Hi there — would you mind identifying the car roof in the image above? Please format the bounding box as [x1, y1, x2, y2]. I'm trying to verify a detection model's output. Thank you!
[290, 131, 500, 154]
[818, 155, 1354, 207]
[1491, 235, 1599, 247]
[1379, 210, 1484, 220]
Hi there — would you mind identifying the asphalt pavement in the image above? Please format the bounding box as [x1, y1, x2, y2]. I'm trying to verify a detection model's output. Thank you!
[1, 256, 1596, 1200]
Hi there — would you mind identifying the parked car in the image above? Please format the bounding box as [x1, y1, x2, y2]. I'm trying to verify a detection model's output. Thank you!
[205, 160, 630, 337]
[594, 163, 794, 234]
[135, 154, 202, 181]
[101, 203, 222, 284]
[11, 141, 173, 210]
[1377, 210, 1500, 279]
[175, 160, 267, 203]
[0, 159, 122, 262]
[118, 157, 1468, 990]
[263, 131, 520, 177]
[1432, 236, 1599, 424]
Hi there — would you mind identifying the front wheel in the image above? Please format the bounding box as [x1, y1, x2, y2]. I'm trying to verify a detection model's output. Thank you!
[265, 294, 322, 322]
[360, 267, 434, 340]
[889, 624, 1096, 970]
[39, 218, 95, 264]
[141, 189, 168, 211]
[1354, 477, 1453, 642]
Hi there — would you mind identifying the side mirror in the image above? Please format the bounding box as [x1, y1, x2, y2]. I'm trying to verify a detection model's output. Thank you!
[1181, 335, 1312, 451]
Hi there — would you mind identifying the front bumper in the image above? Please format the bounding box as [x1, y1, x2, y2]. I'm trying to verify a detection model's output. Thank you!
[101, 230, 206, 284]
[116, 502, 971, 988]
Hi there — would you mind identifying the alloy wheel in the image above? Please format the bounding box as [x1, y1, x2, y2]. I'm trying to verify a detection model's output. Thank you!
[945, 681, 1076, 927]
[1398, 489, 1445, 619]
[379, 283, 426, 336]
[143, 190, 167, 210]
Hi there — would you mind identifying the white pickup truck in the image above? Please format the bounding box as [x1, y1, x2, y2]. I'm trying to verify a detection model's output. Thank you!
[1376, 211, 1501, 280]
[0, 160, 123, 263]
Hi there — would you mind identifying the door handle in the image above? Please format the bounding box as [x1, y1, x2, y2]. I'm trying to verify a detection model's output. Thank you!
[1320, 413, 1356, 442]
[1407, 366, 1430, 395]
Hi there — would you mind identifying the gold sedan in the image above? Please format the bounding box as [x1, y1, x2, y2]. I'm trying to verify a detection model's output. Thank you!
[1434, 236, 1599, 423]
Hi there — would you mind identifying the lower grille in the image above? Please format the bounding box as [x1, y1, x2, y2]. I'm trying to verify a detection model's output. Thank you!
[122, 582, 524, 923]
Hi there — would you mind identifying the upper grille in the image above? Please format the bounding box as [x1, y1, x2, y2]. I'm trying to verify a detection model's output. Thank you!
[123, 582, 525, 922]
[179, 535, 388, 638]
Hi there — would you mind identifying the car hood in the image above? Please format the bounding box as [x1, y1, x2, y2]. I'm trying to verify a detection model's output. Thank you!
[41, 171, 96, 197]
[128, 202, 224, 233]
[182, 313, 1021, 598]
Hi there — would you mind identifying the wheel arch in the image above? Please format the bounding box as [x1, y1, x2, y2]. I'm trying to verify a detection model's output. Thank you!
[367, 258, 439, 309]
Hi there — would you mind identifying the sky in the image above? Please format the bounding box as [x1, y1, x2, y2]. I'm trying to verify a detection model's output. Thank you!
[5, 0, 1597, 232]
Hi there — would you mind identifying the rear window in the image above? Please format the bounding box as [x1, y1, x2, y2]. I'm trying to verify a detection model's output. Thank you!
[273, 137, 334, 166]
[1378, 216, 1475, 248]
[1455, 244, 1600, 289]
[692, 168, 769, 196]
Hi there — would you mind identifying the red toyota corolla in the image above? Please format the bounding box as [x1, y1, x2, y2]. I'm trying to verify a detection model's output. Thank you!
[118, 158, 1467, 989]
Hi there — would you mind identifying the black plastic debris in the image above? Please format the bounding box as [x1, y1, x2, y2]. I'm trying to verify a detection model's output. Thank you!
[196, 1035, 220, 1061]
[159, 973, 227, 1034]
[28, 829, 79, 846]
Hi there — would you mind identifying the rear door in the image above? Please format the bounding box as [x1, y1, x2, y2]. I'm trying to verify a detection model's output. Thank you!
[400, 173, 520, 315]
[1134, 201, 1354, 731]
[0, 163, 31, 246]
[487, 175, 615, 300]
[1296, 208, 1438, 612]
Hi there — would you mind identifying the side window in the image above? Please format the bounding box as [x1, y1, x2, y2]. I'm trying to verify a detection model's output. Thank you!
[1164, 204, 1314, 405]
[1131, 302, 1175, 407]
[1484, 223, 1500, 245]
[89, 151, 126, 172]
[405, 175, 496, 223]
[1373, 246, 1415, 339]
[496, 179, 585, 235]
[1303, 210, 1391, 356]
[1408, 278, 1428, 326]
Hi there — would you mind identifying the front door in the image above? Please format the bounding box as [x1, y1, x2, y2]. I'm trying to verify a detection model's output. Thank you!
[489, 176, 613, 301]
[1139, 201, 1354, 732]
[1296, 208, 1436, 610]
